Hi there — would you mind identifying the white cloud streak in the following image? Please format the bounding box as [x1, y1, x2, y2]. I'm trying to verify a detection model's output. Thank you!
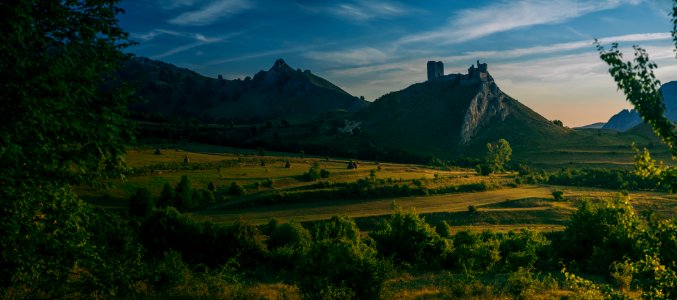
[168, 0, 253, 26]
[305, 47, 391, 66]
[150, 31, 244, 60]
[399, 0, 643, 45]
[132, 29, 220, 42]
[303, 0, 414, 22]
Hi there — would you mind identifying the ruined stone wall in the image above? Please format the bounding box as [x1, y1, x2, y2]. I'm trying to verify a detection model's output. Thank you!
[427, 61, 444, 81]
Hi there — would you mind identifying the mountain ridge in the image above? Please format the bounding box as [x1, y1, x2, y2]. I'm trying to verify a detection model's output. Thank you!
[121, 57, 369, 124]
[603, 81, 677, 131]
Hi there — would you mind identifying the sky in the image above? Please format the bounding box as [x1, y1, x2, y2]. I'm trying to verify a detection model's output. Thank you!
[119, 0, 676, 127]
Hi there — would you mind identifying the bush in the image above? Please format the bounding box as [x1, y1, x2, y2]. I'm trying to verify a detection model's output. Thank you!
[289, 217, 393, 299]
[128, 187, 154, 217]
[157, 183, 174, 209]
[302, 164, 321, 181]
[175, 175, 195, 211]
[449, 230, 501, 271]
[476, 164, 493, 176]
[436, 220, 451, 238]
[262, 178, 274, 188]
[139, 208, 265, 268]
[498, 230, 549, 272]
[371, 210, 448, 267]
[268, 221, 311, 251]
[551, 190, 564, 201]
[557, 198, 644, 274]
[320, 169, 330, 179]
[229, 182, 246, 196]
[468, 205, 478, 215]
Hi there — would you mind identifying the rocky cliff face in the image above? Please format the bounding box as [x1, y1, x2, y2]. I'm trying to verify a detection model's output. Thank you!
[459, 76, 510, 144]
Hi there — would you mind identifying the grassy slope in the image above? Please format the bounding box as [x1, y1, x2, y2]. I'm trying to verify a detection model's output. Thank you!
[355, 78, 480, 156]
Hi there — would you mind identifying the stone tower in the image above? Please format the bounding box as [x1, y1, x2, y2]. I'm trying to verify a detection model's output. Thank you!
[427, 61, 444, 81]
[468, 60, 488, 79]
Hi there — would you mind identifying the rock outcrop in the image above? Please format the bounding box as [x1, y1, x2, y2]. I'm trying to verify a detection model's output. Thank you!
[459, 75, 509, 144]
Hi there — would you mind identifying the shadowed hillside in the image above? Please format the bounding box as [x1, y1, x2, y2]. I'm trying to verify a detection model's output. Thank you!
[354, 62, 569, 157]
[120, 57, 369, 124]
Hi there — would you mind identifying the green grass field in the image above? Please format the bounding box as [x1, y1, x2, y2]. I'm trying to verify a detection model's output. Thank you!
[79, 145, 677, 233]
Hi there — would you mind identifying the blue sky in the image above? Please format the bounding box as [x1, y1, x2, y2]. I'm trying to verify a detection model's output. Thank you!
[119, 0, 675, 127]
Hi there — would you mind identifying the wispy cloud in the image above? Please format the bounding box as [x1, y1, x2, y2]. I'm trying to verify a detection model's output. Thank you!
[302, 0, 415, 22]
[305, 47, 391, 66]
[462, 32, 671, 61]
[150, 31, 243, 60]
[132, 29, 219, 42]
[399, 0, 643, 45]
[159, 0, 200, 10]
[168, 0, 253, 26]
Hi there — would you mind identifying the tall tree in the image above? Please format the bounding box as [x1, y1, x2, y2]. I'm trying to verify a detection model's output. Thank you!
[486, 139, 512, 173]
[0, 1, 135, 297]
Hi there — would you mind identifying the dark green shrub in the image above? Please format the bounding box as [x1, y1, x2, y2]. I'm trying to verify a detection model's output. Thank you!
[290, 216, 393, 299]
[149, 251, 191, 291]
[557, 198, 644, 274]
[320, 169, 330, 178]
[303, 163, 322, 181]
[229, 182, 246, 196]
[476, 164, 492, 176]
[128, 187, 154, 218]
[268, 222, 311, 251]
[157, 183, 174, 209]
[449, 230, 501, 271]
[313, 216, 361, 244]
[371, 210, 448, 267]
[175, 175, 195, 211]
[262, 178, 274, 188]
[551, 190, 564, 201]
[499, 230, 549, 272]
[436, 220, 451, 238]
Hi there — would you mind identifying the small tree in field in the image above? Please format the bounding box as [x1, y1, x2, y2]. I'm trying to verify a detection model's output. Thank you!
[486, 139, 512, 173]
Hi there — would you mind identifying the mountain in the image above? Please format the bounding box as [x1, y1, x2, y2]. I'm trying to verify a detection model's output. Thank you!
[603, 81, 677, 131]
[352, 62, 569, 156]
[120, 57, 368, 124]
[576, 122, 606, 129]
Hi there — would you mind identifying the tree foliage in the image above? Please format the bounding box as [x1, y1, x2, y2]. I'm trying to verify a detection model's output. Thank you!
[0, 1, 134, 297]
[486, 139, 512, 173]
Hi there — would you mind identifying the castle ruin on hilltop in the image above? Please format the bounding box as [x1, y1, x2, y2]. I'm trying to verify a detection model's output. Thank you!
[427, 60, 489, 81]
[427, 61, 444, 81]
[468, 60, 488, 79]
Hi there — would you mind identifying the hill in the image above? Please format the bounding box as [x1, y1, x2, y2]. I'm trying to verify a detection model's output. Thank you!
[120, 57, 368, 124]
[353, 62, 569, 157]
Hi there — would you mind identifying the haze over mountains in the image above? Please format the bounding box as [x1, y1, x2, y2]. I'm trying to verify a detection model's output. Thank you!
[123, 57, 666, 160]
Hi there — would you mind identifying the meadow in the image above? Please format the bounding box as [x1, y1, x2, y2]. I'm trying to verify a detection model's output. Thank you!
[81, 144, 676, 232]
[70, 145, 677, 299]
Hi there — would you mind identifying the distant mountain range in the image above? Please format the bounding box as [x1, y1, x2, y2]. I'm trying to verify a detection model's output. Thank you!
[125, 57, 665, 160]
[603, 81, 677, 131]
[120, 57, 368, 124]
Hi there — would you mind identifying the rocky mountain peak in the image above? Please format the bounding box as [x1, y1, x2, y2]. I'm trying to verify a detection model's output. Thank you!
[270, 58, 292, 72]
